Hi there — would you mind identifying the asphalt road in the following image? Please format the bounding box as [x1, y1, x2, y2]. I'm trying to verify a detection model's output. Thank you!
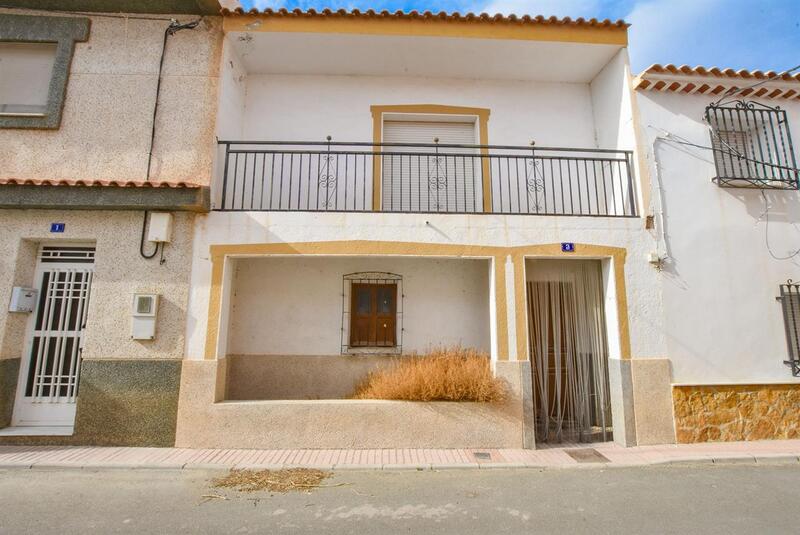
[0, 463, 797, 534]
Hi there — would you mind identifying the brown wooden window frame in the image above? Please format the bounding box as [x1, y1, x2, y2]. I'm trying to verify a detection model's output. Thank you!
[349, 283, 397, 348]
[341, 272, 403, 354]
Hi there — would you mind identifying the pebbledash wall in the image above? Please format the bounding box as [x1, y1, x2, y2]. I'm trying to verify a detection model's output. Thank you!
[0, 9, 221, 182]
[635, 88, 800, 443]
[0, 9, 222, 445]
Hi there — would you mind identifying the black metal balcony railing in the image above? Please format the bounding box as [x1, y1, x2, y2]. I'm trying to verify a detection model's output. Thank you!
[216, 140, 638, 217]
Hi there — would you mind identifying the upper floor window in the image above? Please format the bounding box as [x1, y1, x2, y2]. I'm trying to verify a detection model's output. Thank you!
[381, 117, 481, 212]
[0, 42, 58, 116]
[705, 101, 799, 190]
[0, 14, 89, 129]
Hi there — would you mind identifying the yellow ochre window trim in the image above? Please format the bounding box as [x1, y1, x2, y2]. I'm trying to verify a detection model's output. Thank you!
[370, 104, 492, 212]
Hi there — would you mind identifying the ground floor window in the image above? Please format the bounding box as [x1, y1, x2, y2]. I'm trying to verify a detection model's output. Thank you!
[342, 272, 403, 353]
[778, 280, 800, 376]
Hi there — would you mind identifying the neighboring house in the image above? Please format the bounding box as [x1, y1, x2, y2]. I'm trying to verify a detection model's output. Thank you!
[0, 1, 222, 445]
[174, 7, 671, 450]
[633, 65, 800, 443]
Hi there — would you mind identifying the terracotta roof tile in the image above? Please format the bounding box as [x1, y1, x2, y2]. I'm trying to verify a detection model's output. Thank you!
[0, 178, 203, 188]
[634, 63, 800, 100]
[643, 63, 800, 82]
[220, 7, 629, 28]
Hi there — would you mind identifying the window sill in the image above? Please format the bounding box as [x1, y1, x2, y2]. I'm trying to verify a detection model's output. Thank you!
[0, 112, 47, 118]
[344, 347, 401, 356]
[0, 425, 74, 436]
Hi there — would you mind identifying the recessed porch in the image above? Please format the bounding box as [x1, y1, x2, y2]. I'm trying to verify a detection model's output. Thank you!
[175, 253, 530, 449]
[221, 256, 492, 400]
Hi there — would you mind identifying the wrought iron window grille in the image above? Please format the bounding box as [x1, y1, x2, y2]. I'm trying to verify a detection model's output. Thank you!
[777, 280, 800, 377]
[705, 101, 799, 189]
[340, 272, 403, 355]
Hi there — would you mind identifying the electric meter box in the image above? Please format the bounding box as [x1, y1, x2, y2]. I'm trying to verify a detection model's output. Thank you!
[9, 287, 37, 313]
[131, 293, 159, 340]
[146, 212, 173, 243]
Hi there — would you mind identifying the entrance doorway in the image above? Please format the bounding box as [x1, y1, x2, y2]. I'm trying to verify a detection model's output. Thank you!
[526, 259, 612, 444]
[12, 245, 95, 427]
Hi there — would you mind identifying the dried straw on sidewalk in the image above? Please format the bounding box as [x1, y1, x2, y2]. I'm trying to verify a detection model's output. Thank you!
[211, 469, 339, 493]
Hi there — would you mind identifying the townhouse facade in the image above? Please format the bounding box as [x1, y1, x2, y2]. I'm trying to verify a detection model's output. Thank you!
[175, 7, 669, 449]
[0, 4, 796, 449]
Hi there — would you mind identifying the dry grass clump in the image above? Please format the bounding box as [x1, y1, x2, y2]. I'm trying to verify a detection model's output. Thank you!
[211, 469, 333, 493]
[350, 346, 507, 402]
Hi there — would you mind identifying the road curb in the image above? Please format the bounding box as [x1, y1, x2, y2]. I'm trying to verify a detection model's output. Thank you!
[2, 454, 800, 472]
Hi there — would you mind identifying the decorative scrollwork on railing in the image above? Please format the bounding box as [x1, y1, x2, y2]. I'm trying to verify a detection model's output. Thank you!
[428, 154, 448, 210]
[318, 153, 337, 208]
[428, 176, 448, 190]
[525, 158, 545, 212]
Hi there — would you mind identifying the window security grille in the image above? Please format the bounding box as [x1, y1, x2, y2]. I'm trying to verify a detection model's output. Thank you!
[341, 272, 403, 354]
[705, 101, 799, 189]
[778, 280, 800, 377]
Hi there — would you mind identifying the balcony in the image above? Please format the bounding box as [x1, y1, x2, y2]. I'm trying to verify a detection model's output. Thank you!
[215, 140, 637, 217]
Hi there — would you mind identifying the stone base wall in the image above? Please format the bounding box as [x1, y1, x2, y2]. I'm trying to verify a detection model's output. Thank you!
[0, 358, 19, 428]
[673, 384, 800, 443]
[73, 359, 183, 447]
[0, 358, 182, 447]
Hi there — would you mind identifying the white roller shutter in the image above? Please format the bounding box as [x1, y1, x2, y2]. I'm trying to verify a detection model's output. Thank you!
[383, 120, 477, 146]
[381, 120, 482, 212]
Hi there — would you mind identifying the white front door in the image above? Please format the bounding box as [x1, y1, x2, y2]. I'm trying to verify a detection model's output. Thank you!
[12, 245, 95, 427]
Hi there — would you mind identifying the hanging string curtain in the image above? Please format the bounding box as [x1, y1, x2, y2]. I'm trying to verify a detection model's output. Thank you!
[527, 260, 612, 444]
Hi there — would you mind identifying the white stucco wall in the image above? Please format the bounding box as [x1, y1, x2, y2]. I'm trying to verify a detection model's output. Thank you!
[590, 49, 637, 153]
[226, 256, 491, 356]
[216, 38, 246, 140]
[636, 89, 800, 384]
[237, 74, 598, 148]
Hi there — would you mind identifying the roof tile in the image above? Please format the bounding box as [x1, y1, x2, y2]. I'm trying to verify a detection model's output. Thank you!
[220, 7, 629, 28]
[0, 178, 203, 188]
[634, 63, 800, 100]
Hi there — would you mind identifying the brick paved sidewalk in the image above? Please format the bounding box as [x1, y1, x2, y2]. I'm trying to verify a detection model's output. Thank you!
[1, 440, 799, 471]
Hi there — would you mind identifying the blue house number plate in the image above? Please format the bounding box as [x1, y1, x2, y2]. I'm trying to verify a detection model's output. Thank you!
[561, 242, 575, 252]
[50, 223, 65, 233]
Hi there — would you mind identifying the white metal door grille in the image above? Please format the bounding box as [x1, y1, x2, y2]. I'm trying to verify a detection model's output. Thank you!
[24, 249, 94, 404]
